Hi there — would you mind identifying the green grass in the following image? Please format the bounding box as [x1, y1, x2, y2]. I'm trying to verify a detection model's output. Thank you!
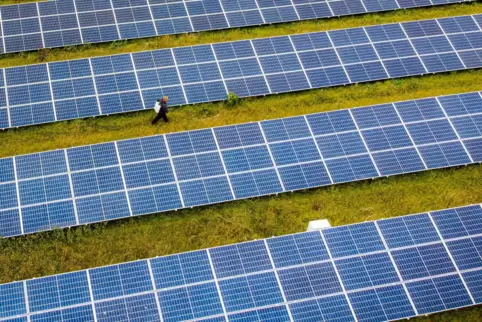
[0, 0, 38, 4]
[1, 2, 482, 320]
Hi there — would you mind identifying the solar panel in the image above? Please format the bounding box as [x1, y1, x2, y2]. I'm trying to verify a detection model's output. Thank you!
[0, 90, 481, 238]
[0, 0, 473, 54]
[1, 14, 481, 130]
[0, 204, 481, 321]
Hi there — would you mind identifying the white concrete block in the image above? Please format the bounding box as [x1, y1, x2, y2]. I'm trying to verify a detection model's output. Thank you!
[307, 219, 331, 231]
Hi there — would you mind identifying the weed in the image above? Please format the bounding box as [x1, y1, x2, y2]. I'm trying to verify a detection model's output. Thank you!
[225, 92, 241, 107]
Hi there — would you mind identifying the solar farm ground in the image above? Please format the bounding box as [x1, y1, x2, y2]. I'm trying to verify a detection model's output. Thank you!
[0, 1, 481, 321]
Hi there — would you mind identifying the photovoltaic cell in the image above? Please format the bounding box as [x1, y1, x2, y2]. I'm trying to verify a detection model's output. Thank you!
[1, 90, 481, 238]
[0, 0, 473, 54]
[0, 204, 481, 321]
[1, 14, 482, 129]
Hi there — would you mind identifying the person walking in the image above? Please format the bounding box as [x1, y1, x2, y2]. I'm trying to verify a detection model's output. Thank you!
[152, 96, 169, 124]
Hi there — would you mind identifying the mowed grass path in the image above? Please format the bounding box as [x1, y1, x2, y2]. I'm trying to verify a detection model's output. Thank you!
[0, 3, 482, 321]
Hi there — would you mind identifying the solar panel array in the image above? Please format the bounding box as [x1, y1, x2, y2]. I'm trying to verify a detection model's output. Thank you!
[0, 0, 472, 54]
[1, 14, 482, 130]
[1, 90, 482, 238]
[1, 204, 482, 321]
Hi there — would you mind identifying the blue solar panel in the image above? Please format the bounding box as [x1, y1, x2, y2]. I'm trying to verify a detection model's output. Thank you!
[1, 14, 482, 129]
[1, 0, 476, 54]
[463, 270, 482, 303]
[26, 271, 90, 312]
[1, 90, 481, 238]
[377, 213, 440, 247]
[1, 204, 481, 321]
[447, 237, 482, 270]
[406, 275, 473, 314]
[392, 243, 456, 280]
[150, 250, 213, 289]
[266, 231, 330, 268]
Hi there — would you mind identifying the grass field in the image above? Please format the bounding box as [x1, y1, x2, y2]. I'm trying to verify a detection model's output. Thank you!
[1, 2, 482, 321]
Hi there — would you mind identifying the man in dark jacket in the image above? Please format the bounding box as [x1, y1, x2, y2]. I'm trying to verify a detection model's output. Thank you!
[152, 96, 169, 124]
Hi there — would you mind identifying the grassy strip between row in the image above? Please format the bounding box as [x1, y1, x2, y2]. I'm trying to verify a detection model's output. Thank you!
[0, 3, 481, 321]
[0, 0, 38, 4]
[2, 70, 482, 158]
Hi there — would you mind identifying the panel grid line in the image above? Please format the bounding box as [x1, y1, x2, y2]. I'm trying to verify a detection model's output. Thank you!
[216, 0, 231, 29]
[130, 53, 146, 110]
[35, 2, 45, 50]
[436, 96, 474, 163]
[253, 0, 267, 24]
[249, 39, 272, 93]
[114, 141, 134, 218]
[374, 221, 419, 315]
[0, 9, 6, 57]
[146, 2, 160, 36]
[288, 35, 313, 89]
[182, 1, 196, 33]
[348, 109, 382, 177]
[326, 30, 352, 83]
[304, 115, 335, 184]
[427, 212, 476, 305]
[63, 149, 79, 225]
[263, 239, 294, 322]
[45, 59, 58, 121]
[85, 270, 98, 322]
[146, 259, 164, 322]
[206, 250, 229, 321]
[163, 135, 186, 208]
[327, 0, 336, 16]
[289, 0, 302, 21]
[434, 19, 468, 69]
[210, 43, 230, 96]
[171, 47, 190, 105]
[211, 128, 236, 200]
[11, 156, 24, 235]
[398, 21, 430, 74]
[71, 0, 84, 44]
[108, 0, 122, 40]
[363, 27, 391, 77]
[22, 280, 30, 316]
[88, 58, 103, 116]
[390, 102, 428, 169]
[319, 229, 359, 322]
[258, 119, 286, 192]
[3, 62, 11, 128]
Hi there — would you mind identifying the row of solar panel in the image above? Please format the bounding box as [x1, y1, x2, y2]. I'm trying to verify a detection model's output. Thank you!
[0, 0, 471, 53]
[1, 14, 481, 129]
[1, 91, 481, 237]
[0, 204, 481, 321]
